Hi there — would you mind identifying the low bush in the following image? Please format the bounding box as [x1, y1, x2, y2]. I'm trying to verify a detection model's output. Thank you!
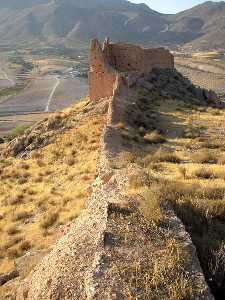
[6, 125, 29, 141]
[194, 167, 214, 179]
[144, 131, 166, 144]
[8, 194, 24, 205]
[192, 150, 218, 164]
[13, 210, 32, 221]
[39, 211, 59, 229]
[150, 149, 181, 163]
[139, 187, 162, 222]
[6, 225, 20, 235]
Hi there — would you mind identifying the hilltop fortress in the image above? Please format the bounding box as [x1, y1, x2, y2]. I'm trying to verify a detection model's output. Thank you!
[89, 38, 174, 101]
[15, 40, 213, 300]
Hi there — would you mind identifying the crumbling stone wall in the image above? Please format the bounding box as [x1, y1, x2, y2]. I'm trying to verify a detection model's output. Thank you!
[89, 38, 174, 101]
[89, 39, 118, 103]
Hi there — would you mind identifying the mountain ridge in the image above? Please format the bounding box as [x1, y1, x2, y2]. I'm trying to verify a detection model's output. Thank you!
[0, 0, 224, 50]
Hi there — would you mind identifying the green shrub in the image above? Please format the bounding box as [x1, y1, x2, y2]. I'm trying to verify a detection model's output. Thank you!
[6, 125, 29, 141]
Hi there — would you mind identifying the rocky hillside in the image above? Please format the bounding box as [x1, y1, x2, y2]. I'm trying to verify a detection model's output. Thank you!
[14, 69, 216, 299]
[1, 65, 225, 298]
[0, 0, 224, 50]
[0, 98, 108, 298]
[168, 1, 225, 50]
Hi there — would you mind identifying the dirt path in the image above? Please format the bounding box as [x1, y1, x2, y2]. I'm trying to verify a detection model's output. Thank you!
[0, 65, 15, 86]
[45, 77, 60, 112]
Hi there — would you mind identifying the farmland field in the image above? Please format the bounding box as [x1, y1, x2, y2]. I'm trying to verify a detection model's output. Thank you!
[175, 55, 225, 96]
[0, 49, 88, 137]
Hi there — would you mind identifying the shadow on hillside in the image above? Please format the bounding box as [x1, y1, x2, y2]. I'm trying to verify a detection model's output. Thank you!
[118, 68, 225, 299]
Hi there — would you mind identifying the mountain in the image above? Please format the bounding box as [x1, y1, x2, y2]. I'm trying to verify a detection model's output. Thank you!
[167, 1, 225, 50]
[0, 0, 224, 50]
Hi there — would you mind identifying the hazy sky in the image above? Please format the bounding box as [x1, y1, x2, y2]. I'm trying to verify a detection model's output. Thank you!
[131, 0, 221, 14]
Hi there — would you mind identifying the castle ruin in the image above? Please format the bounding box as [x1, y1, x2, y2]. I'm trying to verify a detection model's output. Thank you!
[15, 39, 213, 300]
[89, 38, 174, 101]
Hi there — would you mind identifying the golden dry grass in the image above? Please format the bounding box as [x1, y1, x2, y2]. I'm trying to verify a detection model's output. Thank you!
[0, 98, 106, 276]
[137, 97, 225, 296]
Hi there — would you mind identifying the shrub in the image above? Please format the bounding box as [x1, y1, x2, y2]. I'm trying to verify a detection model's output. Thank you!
[31, 151, 42, 159]
[218, 155, 225, 165]
[150, 149, 181, 163]
[120, 152, 136, 164]
[7, 247, 22, 259]
[183, 127, 201, 139]
[115, 122, 126, 130]
[40, 211, 59, 229]
[8, 194, 24, 205]
[65, 156, 75, 166]
[144, 131, 166, 144]
[34, 176, 43, 183]
[36, 159, 45, 167]
[6, 125, 29, 141]
[6, 225, 20, 235]
[178, 166, 187, 179]
[202, 140, 221, 150]
[18, 177, 28, 185]
[20, 240, 31, 251]
[202, 186, 225, 200]
[149, 163, 164, 173]
[139, 188, 162, 222]
[13, 210, 32, 221]
[3, 236, 22, 250]
[20, 162, 29, 170]
[194, 167, 214, 179]
[192, 150, 218, 164]
[128, 173, 147, 189]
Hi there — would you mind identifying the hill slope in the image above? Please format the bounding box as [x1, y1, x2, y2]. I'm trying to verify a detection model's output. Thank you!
[0, 0, 224, 50]
[168, 1, 225, 50]
[1, 53, 225, 297]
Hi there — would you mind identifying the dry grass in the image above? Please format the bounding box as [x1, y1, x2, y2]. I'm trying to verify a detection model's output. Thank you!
[118, 151, 136, 167]
[0, 98, 106, 279]
[139, 187, 162, 222]
[143, 131, 166, 144]
[137, 97, 225, 297]
[115, 122, 126, 130]
[149, 149, 181, 164]
[193, 166, 215, 179]
[39, 210, 59, 230]
[6, 225, 20, 235]
[191, 149, 218, 164]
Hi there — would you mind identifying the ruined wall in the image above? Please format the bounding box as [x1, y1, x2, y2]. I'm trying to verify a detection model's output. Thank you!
[89, 39, 117, 103]
[89, 38, 174, 101]
[104, 42, 174, 73]
[16, 39, 213, 299]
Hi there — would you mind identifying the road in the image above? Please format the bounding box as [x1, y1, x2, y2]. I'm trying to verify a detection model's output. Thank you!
[0, 76, 88, 117]
[0, 65, 15, 86]
[45, 77, 60, 112]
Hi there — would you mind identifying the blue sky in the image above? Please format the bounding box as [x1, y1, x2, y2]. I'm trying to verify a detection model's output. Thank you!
[131, 0, 221, 14]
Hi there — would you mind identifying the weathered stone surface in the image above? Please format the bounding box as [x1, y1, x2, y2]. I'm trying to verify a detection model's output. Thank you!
[89, 38, 174, 101]
[105, 41, 174, 74]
